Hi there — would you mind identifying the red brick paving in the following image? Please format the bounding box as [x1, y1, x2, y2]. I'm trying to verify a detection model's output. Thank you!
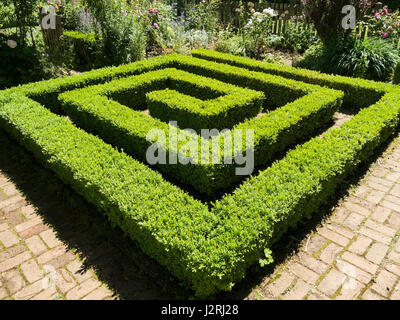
[0, 183, 113, 300]
[248, 136, 400, 300]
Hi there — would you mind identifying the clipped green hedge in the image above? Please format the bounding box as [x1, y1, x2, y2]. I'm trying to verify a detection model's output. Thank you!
[209, 87, 400, 292]
[1, 52, 399, 297]
[59, 67, 341, 195]
[94, 67, 264, 132]
[63, 31, 97, 70]
[0, 93, 215, 297]
[146, 71, 264, 131]
[191, 49, 389, 109]
[63, 31, 96, 43]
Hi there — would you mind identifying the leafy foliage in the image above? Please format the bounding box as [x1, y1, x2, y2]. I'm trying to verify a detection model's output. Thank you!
[393, 59, 400, 84]
[332, 37, 399, 81]
[0, 33, 46, 89]
[82, 0, 146, 65]
[296, 36, 399, 81]
[1, 49, 399, 297]
[63, 30, 97, 70]
[300, 0, 378, 44]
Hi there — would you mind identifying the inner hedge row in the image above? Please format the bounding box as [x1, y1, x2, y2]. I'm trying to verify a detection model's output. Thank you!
[191, 49, 390, 109]
[69, 67, 265, 132]
[59, 67, 342, 195]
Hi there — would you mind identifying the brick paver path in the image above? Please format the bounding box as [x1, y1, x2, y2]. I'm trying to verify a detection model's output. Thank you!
[246, 136, 400, 300]
[1, 127, 400, 300]
[0, 188, 113, 300]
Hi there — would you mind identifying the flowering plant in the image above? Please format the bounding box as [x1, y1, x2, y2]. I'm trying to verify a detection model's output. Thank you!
[363, 6, 400, 43]
[244, 7, 277, 32]
[38, 0, 63, 12]
[240, 5, 277, 57]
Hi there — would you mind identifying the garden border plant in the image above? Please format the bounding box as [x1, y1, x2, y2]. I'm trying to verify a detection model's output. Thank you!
[1, 51, 400, 297]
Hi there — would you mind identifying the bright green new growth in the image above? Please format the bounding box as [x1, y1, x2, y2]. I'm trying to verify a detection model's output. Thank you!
[59, 66, 341, 195]
[63, 30, 96, 43]
[1, 51, 399, 297]
[62, 67, 265, 131]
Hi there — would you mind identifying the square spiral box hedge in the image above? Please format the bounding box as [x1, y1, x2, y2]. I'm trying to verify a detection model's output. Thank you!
[1, 50, 400, 297]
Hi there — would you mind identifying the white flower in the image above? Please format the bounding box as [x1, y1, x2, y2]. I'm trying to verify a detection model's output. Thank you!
[7, 40, 17, 48]
[263, 8, 276, 16]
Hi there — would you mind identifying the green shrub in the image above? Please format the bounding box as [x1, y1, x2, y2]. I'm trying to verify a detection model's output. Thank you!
[60, 0, 85, 31]
[266, 23, 319, 54]
[192, 48, 387, 108]
[332, 37, 399, 81]
[393, 59, 400, 84]
[295, 37, 399, 82]
[58, 63, 340, 195]
[0, 36, 45, 90]
[63, 31, 97, 70]
[1, 51, 399, 297]
[293, 41, 330, 71]
[82, 0, 146, 66]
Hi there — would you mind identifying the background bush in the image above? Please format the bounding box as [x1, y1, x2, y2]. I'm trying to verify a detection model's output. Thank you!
[82, 0, 147, 65]
[0, 34, 45, 89]
[296, 36, 399, 81]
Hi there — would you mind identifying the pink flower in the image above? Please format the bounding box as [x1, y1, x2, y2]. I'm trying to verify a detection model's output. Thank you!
[377, 30, 382, 35]
[137, 9, 141, 14]
[149, 8, 159, 14]
[383, 8, 388, 15]
[57, 0, 61, 5]
[382, 32, 389, 38]
[388, 26, 392, 31]
[153, 23, 158, 29]
[122, 10, 127, 16]
[375, 12, 381, 18]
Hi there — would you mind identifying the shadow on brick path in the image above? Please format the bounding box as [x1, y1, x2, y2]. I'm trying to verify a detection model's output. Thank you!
[0, 131, 190, 299]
